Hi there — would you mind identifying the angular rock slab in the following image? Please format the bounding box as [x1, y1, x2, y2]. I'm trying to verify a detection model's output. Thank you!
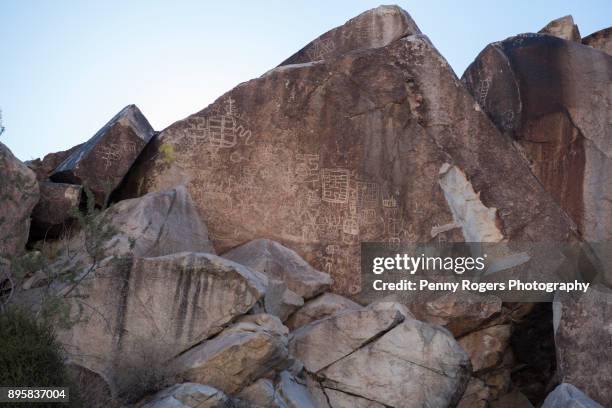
[0, 142, 39, 256]
[553, 284, 612, 406]
[414, 292, 502, 337]
[172, 314, 290, 395]
[237, 378, 289, 408]
[30, 182, 81, 240]
[542, 383, 603, 408]
[140, 383, 232, 408]
[105, 185, 215, 258]
[289, 304, 406, 373]
[279, 5, 420, 65]
[462, 34, 612, 247]
[122, 11, 577, 294]
[57, 252, 266, 386]
[285, 292, 362, 330]
[223, 239, 331, 299]
[319, 318, 471, 407]
[26, 143, 83, 181]
[583, 27, 612, 56]
[538, 15, 581, 42]
[457, 325, 511, 373]
[51, 105, 154, 205]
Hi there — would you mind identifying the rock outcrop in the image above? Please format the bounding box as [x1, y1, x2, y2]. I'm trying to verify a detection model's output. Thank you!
[583, 27, 612, 55]
[0, 142, 39, 256]
[140, 383, 232, 408]
[279, 5, 420, 65]
[285, 292, 362, 330]
[553, 285, 612, 406]
[462, 33, 612, 251]
[538, 15, 581, 42]
[172, 314, 290, 394]
[458, 325, 512, 373]
[30, 182, 81, 240]
[120, 9, 577, 294]
[541, 383, 604, 408]
[51, 105, 154, 205]
[223, 239, 332, 299]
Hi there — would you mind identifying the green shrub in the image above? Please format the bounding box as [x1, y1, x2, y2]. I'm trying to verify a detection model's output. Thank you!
[0, 307, 68, 387]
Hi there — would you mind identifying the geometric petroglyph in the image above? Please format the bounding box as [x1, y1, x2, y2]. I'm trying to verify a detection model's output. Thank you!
[382, 194, 398, 208]
[99, 144, 121, 169]
[296, 153, 320, 185]
[357, 181, 380, 208]
[306, 38, 335, 61]
[321, 168, 350, 204]
[477, 77, 491, 107]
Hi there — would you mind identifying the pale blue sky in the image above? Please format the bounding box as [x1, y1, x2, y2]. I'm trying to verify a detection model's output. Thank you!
[1, 0, 610, 161]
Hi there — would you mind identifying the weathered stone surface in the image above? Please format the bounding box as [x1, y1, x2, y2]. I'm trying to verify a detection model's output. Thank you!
[462, 33, 612, 253]
[458, 325, 511, 372]
[51, 105, 154, 205]
[223, 239, 331, 299]
[289, 303, 406, 373]
[457, 378, 490, 408]
[105, 186, 215, 258]
[276, 371, 317, 408]
[30, 182, 81, 240]
[542, 383, 603, 408]
[261, 280, 304, 322]
[538, 15, 581, 42]
[553, 284, 612, 406]
[121, 11, 578, 294]
[26, 143, 84, 181]
[414, 292, 502, 337]
[237, 378, 288, 408]
[583, 27, 612, 55]
[285, 292, 362, 330]
[323, 388, 385, 408]
[0, 142, 39, 256]
[172, 314, 290, 395]
[319, 317, 471, 407]
[491, 390, 534, 408]
[279, 5, 420, 65]
[140, 383, 231, 408]
[57, 252, 267, 386]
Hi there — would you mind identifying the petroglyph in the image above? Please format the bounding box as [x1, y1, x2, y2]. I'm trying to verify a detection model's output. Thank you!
[306, 38, 335, 61]
[321, 168, 350, 203]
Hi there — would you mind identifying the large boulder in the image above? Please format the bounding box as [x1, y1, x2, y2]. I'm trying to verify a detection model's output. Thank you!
[140, 383, 232, 408]
[538, 15, 581, 42]
[462, 33, 612, 252]
[26, 143, 84, 181]
[553, 284, 612, 406]
[583, 27, 612, 56]
[457, 325, 511, 373]
[30, 182, 82, 240]
[289, 305, 406, 373]
[223, 239, 332, 299]
[104, 186, 215, 258]
[51, 105, 155, 205]
[120, 7, 577, 295]
[56, 252, 267, 388]
[279, 5, 420, 65]
[0, 142, 39, 256]
[172, 314, 290, 395]
[541, 383, 603, 408]
[285, 292, 362, 330]
[413, 292, 502, 337]
[317, 317, 471, 407]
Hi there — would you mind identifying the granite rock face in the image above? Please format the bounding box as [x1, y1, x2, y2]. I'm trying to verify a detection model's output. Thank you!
[583, 27, 612, 55]
[538, 15, 581, 42]
[30, 182, 81, 240]
[553, 285, 612, 406]
[172, 314, 290, 395]
[0, 142, 39, 256]
[541, 383, 604, 408]
[279, 5, 420, 65]
[140, 383, 232, 408]
[223, 239, 332, 299]
[285, 292, 362, 330]
[51, 105, 154, 205]
[462, 34, 612, 249]
[120, 13, 577, 294]
[55, 252, 267, 388]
